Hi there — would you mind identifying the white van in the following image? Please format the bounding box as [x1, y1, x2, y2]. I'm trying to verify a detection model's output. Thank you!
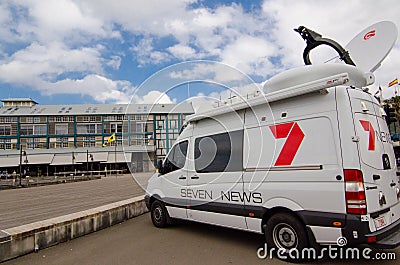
[145, 22, 400, 253]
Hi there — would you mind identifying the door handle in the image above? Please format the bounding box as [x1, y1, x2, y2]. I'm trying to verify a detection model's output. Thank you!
[178, 176, 186, 180]
[191, 176, 199, 179]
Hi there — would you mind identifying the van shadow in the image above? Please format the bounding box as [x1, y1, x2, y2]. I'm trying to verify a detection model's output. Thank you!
[154, 218, 399, 265]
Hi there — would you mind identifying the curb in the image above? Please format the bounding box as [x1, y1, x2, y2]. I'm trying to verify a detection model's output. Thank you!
[0, 195, 148, 262]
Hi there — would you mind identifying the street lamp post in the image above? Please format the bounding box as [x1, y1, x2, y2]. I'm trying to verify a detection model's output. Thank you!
[72, 151, 75, 179]
[24, 155, 29, 186]
[86, 150, 94, 177]
[18, 146, 26, 187]
[90, 155, 93, 177]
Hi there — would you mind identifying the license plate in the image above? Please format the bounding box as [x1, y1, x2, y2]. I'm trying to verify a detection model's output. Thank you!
[374, 216, 387, 229]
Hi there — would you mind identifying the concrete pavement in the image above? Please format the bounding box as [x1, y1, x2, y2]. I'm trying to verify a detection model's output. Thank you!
[4, 213, 399, 265]
[0, 173, 152, 230]
[0, 173, 152, 262]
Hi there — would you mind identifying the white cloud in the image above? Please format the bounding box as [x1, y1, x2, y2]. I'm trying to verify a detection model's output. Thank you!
[188, 81, 263, 113]
[0, 2, 14, 43]
[7, 0, 112, 44]
[40, 74, 134, 103]
[73, 0, 195, 37]
[0, 42, 102, 83]
[221, 35, 278, 75]
[168, 61, 249, 84]
[131, 37, 170, 66]
[167, 44, 197, 60]
[188, 93, 214, 113]
[106, 55, 122, 70]
[132, 90, 176, 104]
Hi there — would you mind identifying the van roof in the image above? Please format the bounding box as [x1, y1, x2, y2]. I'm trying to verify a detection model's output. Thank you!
[187, 64, 372, 123]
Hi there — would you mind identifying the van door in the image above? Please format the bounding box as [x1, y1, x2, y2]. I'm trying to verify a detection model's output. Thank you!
[159, 139, 190, 220]
[187, 112, 247, 230]
[348, 89, 400, 231]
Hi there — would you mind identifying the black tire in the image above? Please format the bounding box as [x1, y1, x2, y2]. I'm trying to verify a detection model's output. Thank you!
[265, 213, 309, 261]
[150, 201, 168, 228]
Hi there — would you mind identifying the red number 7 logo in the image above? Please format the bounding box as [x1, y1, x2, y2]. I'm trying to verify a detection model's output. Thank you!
[269, 122, 305, 166]
[359, 120, 375, 151]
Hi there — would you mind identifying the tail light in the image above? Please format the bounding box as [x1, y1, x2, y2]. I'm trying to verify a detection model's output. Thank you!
[344, 169, 367, 215]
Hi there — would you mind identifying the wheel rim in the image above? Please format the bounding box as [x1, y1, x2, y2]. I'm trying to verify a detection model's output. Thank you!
[272, 223, 298, 249]
[153, 206, 163, 223]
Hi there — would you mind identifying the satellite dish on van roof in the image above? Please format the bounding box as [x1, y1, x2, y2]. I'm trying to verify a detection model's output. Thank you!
[344, 21, 397, 73]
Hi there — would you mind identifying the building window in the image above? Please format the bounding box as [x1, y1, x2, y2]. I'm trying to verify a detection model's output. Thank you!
[33, 125, 47, 135]
[25, 138, 45, 149]
[0, 139, 11, 149]
[26, 138, 35, 149]
[56, 137, 69, 148]
[55, 124, 68, 135]
[130, 122, 144, 132]
[0, 117, 17, 123]
[52, 116, 73, 122]
[49, 116, 73, 122]
[0, 126, 11, 135]
[77, 124, 98, 134]
[104, 115, 118, 121]
[169, 120, 177, 129]
[110, 123, 123, 133]
[133, 115, 146, 121]
[20, 125, 33, 135]
[80, 116, 98, 122]
[83, 136, 96, 147]
[130, 135, 145, 146]
[157, 120, 164, 129]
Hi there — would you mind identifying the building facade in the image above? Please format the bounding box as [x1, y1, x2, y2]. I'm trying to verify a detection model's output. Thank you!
[0, 98, 193, 175]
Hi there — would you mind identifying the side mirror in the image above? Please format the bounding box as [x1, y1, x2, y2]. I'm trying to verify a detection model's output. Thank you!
[157, 160, 164, 175]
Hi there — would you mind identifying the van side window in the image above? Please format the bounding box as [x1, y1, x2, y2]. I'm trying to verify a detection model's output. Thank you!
[194, 130, 243, 173]
[163, 140, 188, 174]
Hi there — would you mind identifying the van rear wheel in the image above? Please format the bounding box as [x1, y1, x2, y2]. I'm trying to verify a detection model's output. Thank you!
[150, 201, 168, 228]
[265, 213, 309, 259]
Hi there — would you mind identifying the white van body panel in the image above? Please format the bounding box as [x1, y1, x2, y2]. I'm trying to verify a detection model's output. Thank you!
[309, 226, 342, 245]
[243, 90, 346, 223]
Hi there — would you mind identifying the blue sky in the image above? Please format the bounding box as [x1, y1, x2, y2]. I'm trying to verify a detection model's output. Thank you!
[1, 0, 400, 107]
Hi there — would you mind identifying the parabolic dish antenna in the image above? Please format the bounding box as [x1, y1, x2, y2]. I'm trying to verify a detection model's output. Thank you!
[344, 21, 397, 73]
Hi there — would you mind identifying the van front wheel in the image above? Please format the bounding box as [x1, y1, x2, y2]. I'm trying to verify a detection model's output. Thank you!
[150, 201, 168, 228]
[265, 213, 308, 257]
